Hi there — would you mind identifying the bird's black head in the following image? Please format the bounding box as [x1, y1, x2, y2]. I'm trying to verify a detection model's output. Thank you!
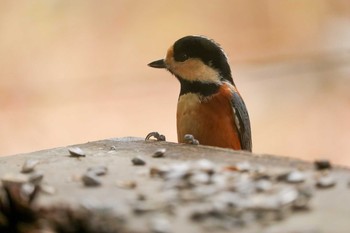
[148, 36, 234, 85]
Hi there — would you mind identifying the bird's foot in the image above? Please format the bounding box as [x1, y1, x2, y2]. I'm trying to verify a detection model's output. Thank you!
[145, 132, 166, 141]
[184, 134, 199, 145]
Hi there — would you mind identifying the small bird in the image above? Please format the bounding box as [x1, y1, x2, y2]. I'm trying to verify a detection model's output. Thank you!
[148, 35, 252, 152]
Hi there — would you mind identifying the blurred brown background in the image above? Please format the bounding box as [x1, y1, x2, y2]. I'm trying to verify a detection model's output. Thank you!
[1, 1, 350, 165]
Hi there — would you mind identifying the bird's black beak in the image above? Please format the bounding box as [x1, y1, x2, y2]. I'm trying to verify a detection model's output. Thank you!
[148, 59, 166, 69]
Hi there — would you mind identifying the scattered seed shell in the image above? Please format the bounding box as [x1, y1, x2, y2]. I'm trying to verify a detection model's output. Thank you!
[316, 175, 336, 189]
[293, 186, 313, 209]
[21, 183, 36, 196]
[40, 184, 56, 195]
[149, 216, 171, 233]
[286, 170, 306, 183]
[82, 172, 101, 187]
[1, 173, 29, 185]
[235, 161, 252, 172]
[150, 166, 167, 177]
[132, 156, 146, 166]
[189, 172, 210, 185]
[222, 165, 238, 172]
[137, 193, 147, 201]
[153, 148, 166, 158]
[21, 159, 39, 173]
[28, 171, 44, 185]
[314, 160, 332, 170]
[277, 187, 299, 206]
[87, 166, 108, 176]
[255, 179, 273, 192]
[195, 159, 215, 174]
[68, 147, 86, 157]
[116, 180, 137, 189]
[144, 159, 316, 227]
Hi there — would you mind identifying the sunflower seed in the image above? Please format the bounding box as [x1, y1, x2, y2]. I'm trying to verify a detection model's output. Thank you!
[235, 161, 252, 172]
[293, 186, 313, 209]
[316, 175, 336, 188]
[255, 179, 273, 192]
[82, 172, 101, 187]
[21, 159, 39, 173]
[153, 148, 166, 158]
[132, 156, 146, 166]
[28, 171, 44, 185]
[21, 183, 35, 196]
[149, 216, 171, 233]
[40, 184, 56, 195]
[314, 160, 332, 170]
[87, 166, 108, 176]
[68, 147, 86, 157]
[116, 180, 137, 189]
[1, 173, 29, 185]
[195, 159, 215, 174]
[286, 170, 306, 183]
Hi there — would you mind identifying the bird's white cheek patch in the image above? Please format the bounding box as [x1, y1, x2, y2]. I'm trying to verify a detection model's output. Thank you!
[165, 47, 220, 83]
[173, 58, 220, 83]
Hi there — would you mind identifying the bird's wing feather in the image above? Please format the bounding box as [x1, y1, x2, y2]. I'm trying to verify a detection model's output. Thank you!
[231, 90, 252, 151]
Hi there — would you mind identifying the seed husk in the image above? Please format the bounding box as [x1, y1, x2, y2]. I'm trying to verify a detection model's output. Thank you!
[68, 147, 86, 157]
[316, 175, 336, 189]
[153, 148, 166, 158]
[235, 161, 252, 172]
[314, 160, 332, 170]
[1, 173, 29, 185]
[116, 180, 137, 189]
[21, 183, 35, 196]
[286, 170, 306, 183]
[132, 156, 146, 166]
[87, 166, 108, 176]
[21, 159, 39, 173]
[293, 186, 313, 210]
[149, 216, 171, 233]
[28, 171, 44, 185]
[255, 179, 273, 192]
[40, 184, 56, 195]
[82, 172, 101, 187]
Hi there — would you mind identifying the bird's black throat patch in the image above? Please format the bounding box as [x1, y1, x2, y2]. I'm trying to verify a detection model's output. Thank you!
[178, 78, 220, 97]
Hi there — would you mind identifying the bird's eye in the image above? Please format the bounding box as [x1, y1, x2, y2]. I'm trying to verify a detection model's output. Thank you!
[176, 53, 188, 62]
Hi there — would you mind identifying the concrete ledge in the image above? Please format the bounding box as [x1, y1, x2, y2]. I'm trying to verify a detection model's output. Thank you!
[1, 137, 349, 233]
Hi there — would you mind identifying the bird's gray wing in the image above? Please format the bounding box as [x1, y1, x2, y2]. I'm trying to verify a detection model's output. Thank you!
[231, 91, 252, 152]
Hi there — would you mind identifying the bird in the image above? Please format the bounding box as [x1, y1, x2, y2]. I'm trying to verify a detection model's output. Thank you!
[148, 35, 252, 152]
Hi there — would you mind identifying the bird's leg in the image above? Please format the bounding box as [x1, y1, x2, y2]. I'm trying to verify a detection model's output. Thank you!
[145, 132, 166, 141]
[184, 134, 199, 145]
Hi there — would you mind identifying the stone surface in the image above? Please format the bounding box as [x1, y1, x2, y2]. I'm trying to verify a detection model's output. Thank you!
[0, 137, 350, 233]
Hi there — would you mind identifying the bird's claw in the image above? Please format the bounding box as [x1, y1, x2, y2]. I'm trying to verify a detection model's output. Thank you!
[145, 132, 166, 141]
[184, 134, 199, 145]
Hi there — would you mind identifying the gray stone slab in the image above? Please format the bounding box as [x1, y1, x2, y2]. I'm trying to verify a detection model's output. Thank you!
[0, 137, 349, 233]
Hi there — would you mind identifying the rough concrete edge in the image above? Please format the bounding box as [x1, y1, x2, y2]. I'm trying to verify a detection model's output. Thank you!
[1, 136, 349, 170]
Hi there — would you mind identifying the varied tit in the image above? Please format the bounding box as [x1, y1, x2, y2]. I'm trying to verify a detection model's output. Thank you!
[148, 35, 252, 152]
